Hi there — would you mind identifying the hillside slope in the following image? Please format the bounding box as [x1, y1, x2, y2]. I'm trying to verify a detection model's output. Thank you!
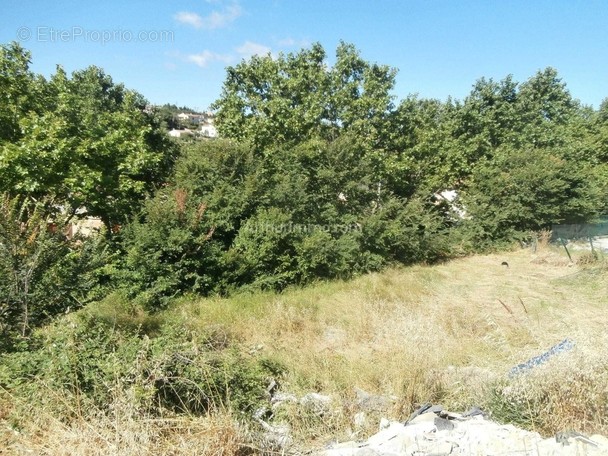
[1, 246, 607, 454]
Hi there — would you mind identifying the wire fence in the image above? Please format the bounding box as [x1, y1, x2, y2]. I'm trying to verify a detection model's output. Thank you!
[549, 217, 608, 256]
[551, 218, 608, 241]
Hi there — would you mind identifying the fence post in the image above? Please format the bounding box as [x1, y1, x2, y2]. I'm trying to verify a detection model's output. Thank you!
[559, 238, 573, 263]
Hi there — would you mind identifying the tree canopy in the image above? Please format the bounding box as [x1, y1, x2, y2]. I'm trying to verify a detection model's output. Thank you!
[1, 40, 607, 315]
[0, 42, 178, 231]
[212, 41, 397, 151]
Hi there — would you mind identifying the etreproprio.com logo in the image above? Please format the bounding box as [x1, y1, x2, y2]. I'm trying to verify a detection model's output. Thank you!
[16, 26, 174, 45]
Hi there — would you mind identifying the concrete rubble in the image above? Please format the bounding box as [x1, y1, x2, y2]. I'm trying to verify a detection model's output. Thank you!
[258, 363, 608, 456]
[319, 405, 608, 456]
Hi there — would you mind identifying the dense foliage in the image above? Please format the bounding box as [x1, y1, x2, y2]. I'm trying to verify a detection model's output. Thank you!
[0, 304, 283, 418]
[1, 39, 608, 444]
[212, 41, 397, 151]
[1, 39, 607, 333]
[0, 42, 179, 232]
[0, 194, 107, 348]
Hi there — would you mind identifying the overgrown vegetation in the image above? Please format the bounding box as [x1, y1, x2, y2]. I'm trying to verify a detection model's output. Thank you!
[0, 194, 106, 348]
[0, 307, 282, 419]
[1, 39, 608, 453]
[2, 246, 607, 453]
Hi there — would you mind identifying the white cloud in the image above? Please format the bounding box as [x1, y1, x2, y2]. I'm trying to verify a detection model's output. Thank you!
[203, 4, 242, 29]
[277, 37, 310, 48]
[174, 11, 203, 28]
[174, 2, 242, 30]
[187, 50, 231, 68]
[236, 41, 272, 58]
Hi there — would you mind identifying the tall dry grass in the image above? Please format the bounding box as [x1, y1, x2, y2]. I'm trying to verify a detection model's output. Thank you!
[1, 386, 249, 456]
[173, 243, 607, 442]
[2, 243, 607, 453]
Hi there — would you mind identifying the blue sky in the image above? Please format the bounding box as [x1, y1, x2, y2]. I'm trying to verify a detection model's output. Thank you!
[2, 0, 607, 111]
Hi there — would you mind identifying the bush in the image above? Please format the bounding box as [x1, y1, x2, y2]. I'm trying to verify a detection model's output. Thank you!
[116, 136, 455, 302]
[229, 208, 371, 290]
[227, 208, 300, 291]
[0, 194, 108, 349]
[0, 310, 284, 423]
[459, 145, 603, 248]
[118, 187, 221, 310]
[361, 196, 451, 265]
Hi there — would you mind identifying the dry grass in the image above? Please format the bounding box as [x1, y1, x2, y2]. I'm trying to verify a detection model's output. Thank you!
[174, 244, 607, 442]
[2, 244, 607, 453]
[1, 392, 249, 456]
[497, 332, 608, 435]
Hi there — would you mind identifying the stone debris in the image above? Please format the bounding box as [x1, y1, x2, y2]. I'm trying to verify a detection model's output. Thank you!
[355, 388, 397, 413]
[255, 391, 331, 449]
[354, 412, 367, 429]
[301, 392, 333, 415]
[271, 392, 298, 409]
[255, 383, 608, 455]
[257, 419, 292, 448]
[319, 405, 608, 456]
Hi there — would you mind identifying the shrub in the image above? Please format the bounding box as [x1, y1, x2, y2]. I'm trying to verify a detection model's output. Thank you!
[227, 208, 300, 291]
[0, 194, 108, 349]
[459, 145, 603, 248]
[118, 187, 221, 310]
[361, 196, 450, 265]
[0, 310, 284, 424]
[118, 136, 454, 303]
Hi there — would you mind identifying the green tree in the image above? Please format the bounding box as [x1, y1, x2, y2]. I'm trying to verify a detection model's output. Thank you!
[460, 145, 603, 247]
[591, 99, 608, 163]
[387, 96, 459, 194]
[449, 76, 520, 172]
[118, 135, 451, 302]
[212, 41, 397, 151]
[514, 67, 578, 148]
[118, 187, 219, 309]
[0, 47, 179, 232]
[0, 42, 47, 143]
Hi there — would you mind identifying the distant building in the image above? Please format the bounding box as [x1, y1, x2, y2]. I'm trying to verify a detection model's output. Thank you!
[177, 112, 205, 124]
[172, 111, 217, 138]
[199, 122, 217, 138]
[169, 128, 194, 138]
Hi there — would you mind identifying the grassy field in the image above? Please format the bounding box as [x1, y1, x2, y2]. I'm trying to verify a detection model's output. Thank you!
[2, 243, 607, 454]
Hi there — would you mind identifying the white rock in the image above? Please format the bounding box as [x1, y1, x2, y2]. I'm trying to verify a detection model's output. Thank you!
[365, 421, 405, 446]
[408, 411, 438, 425]
[258, 420, 292, 448]
[319, 410, 608, 456]
[354, 412, 367, 428]
[300, 392, 332, 406]
[271, 392, 297, 409]
[379, 418, 391, 430]
[591, 434, 608, 446]
[300, 393, 332, 415]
